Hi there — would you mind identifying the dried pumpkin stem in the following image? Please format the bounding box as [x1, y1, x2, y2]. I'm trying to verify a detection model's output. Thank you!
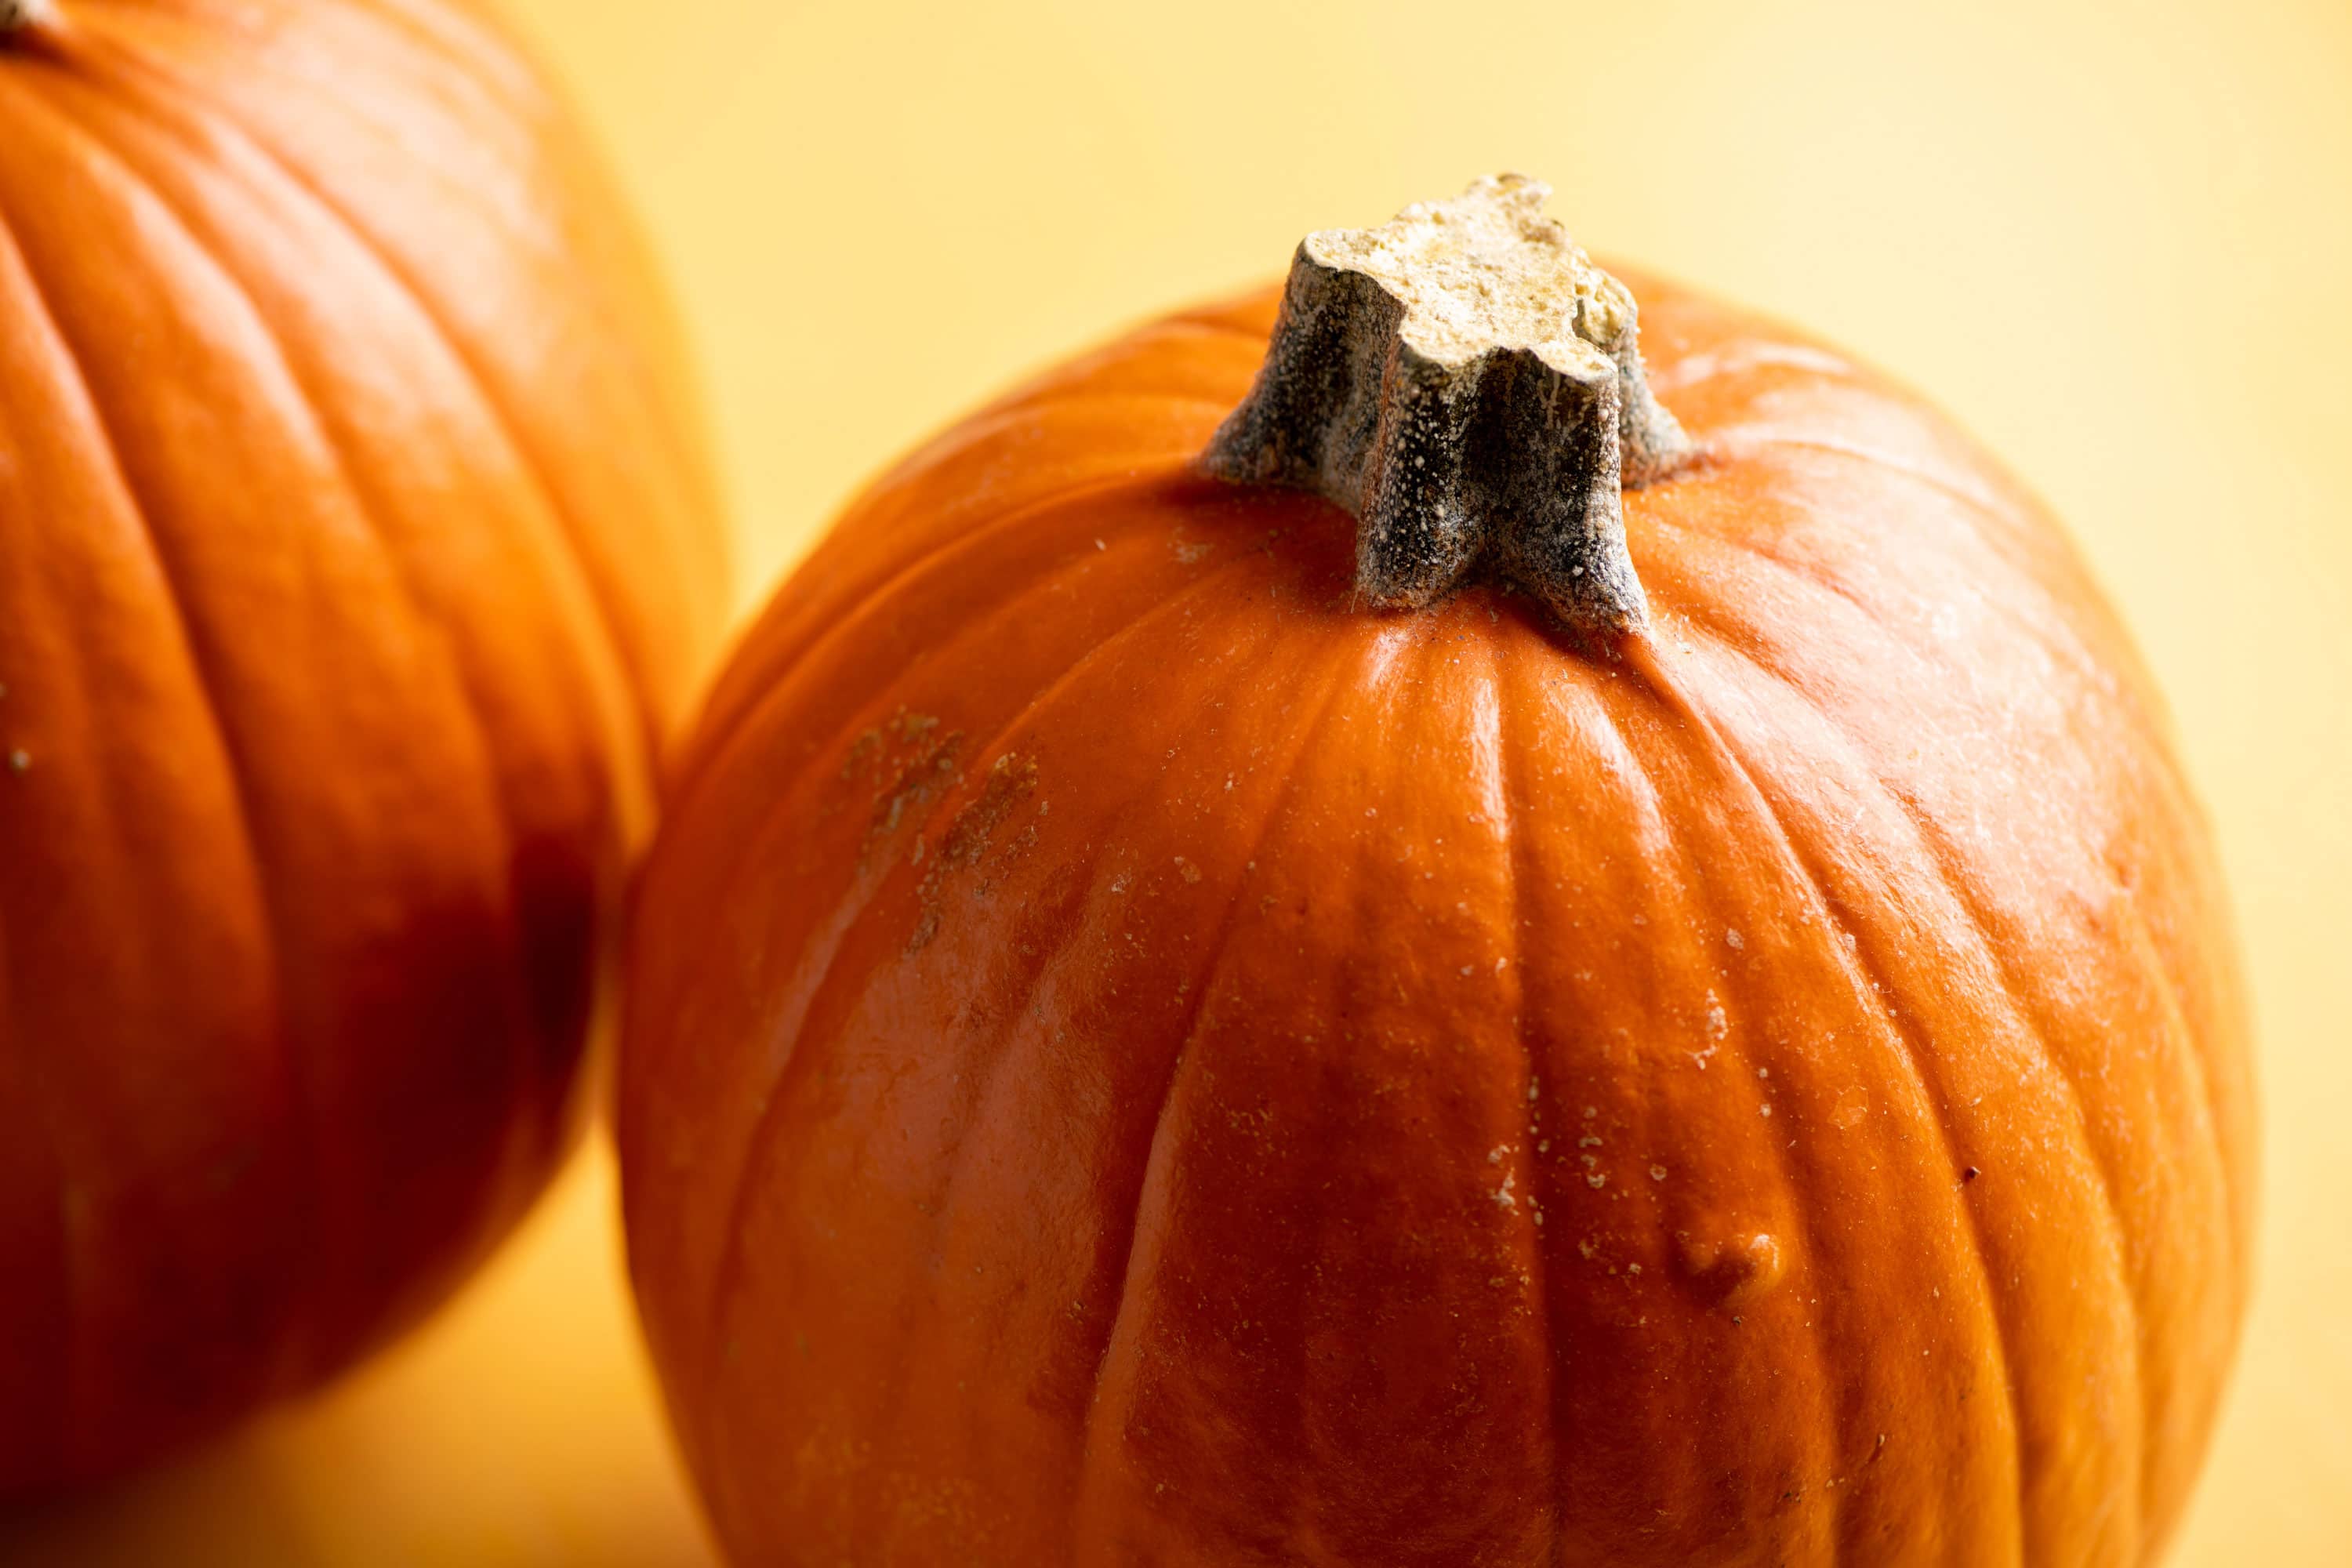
[0, 0, 53, 33]
[1202, 174, 1691, 634]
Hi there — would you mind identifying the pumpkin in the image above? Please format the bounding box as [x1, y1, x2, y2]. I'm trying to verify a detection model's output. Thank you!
[619, 176, 2252, 1566]
[0, 0, 727, 1492]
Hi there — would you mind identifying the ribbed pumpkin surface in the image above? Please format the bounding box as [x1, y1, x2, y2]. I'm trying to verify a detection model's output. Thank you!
[622, 278, 2250, 1566]
[0, 0, 726, 1490]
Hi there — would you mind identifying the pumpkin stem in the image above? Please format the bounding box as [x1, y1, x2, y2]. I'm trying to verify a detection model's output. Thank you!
[1201, 174, 1691, 633]
[0, 0, 52, 32]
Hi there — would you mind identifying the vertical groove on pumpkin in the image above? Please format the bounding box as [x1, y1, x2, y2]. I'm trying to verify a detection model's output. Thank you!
[1661, 493, 2161, 1554]
[1877, 802, 2151, 1562]
[69, 21, 664, 855]
[1606, 641, 1852, 1563]
[1067, 637, 1358, 1548]
[0, 112, 303, 1460]
[1486, 638, 1564, 1565]
[684, 545, 1273, 1521]
[31, 41, 568, 1247]
[2104, 883, 2235, 1538]
[673, 466, 1166, 828]
[1666, 487, 2235, 1401]
[1621, 631, 2036, 1564]
[1643, 496, 2184, 1551]
[865, 584, 1308, 1519]
[72, 25, 672, 798]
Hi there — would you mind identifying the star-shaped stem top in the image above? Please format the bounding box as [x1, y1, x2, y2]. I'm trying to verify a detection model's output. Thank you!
[1201, 174, 1691, 634]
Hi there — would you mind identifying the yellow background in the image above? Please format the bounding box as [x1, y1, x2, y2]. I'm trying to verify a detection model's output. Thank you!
[8, 0, 2350, 1562]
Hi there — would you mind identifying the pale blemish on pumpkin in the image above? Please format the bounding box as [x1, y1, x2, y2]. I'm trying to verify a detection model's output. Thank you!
[908, 752, 1040, 953]
[847, 709, 965, 860]
[7, 748, 28, 775]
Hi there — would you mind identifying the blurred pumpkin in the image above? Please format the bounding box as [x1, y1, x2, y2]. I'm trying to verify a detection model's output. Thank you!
[619, 176, 2252, 1566]
[0, 0, 727, 1493]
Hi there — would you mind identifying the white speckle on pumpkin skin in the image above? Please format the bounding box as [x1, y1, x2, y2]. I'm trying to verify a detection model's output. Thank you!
[6, 748, 27, 774]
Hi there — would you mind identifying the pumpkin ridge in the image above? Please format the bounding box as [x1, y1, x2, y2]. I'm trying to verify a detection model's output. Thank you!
[652, 503, 1245, 1398]
[851, 615, 1318, 1530]
[1622, 633, 2034, 1564]
[1671, 607, 2210, 1560]
[20, 64, 563, 1232]
[2107, 868, 2244, 1309]
[1639, 497, 2129, 767]
[1664, 673, 1865, 1563]
[2103, 875, 2238, 1543]
[1488, 639, 1564, 1566]
[72, 23, 673, 780]
[1670, 546, 2186, 1548]
[335, 0, 551, 118]
[691, 543, 1281, 1483]
[90, 0, 733, 650]
[1068, 637, 1363, 1550]
[1730, 434, 2036, 554]
[34, 27, 661, 824]
[8, 71, 603, 1394]
[678, 463, 1186, 810]
[1869, 780, 2158, 1559]
[0, 122, 313, 1447]
[1582, 644, 1849, 1563]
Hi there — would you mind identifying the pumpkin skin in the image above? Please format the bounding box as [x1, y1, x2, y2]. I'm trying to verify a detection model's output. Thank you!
[619, 276, 2253, 1566]
[0, 0, 727, 1492]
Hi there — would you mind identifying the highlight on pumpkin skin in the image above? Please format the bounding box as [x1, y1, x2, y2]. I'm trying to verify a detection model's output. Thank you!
[0, 0, 52, 34]
[1201, 173, 1692, 635]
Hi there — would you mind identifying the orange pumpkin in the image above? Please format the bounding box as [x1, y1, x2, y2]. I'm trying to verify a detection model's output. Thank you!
[619, 177, 2252, 1565]
[0, 0, 726, 1492]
